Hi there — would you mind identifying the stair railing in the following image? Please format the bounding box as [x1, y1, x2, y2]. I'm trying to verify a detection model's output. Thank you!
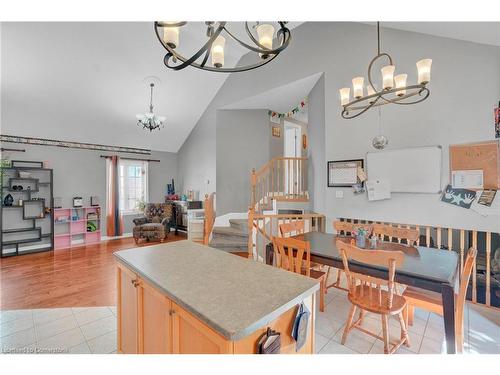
[247, 207, 325, 262]
[203, 192, 216, 245]
[250, 157, 308, 211]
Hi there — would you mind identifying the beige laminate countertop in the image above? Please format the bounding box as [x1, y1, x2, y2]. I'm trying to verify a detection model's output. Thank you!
[114, 240, 319, 340]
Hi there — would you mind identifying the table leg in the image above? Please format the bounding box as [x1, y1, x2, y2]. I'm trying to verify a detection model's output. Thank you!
[441, 284, 456, 354]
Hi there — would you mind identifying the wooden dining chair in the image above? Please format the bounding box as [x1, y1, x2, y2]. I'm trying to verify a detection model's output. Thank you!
[403, 247, 477, 353]
[329, 221, 373, 291]
[280, 220, 323, 270]
[272, 236, 326, 312]
[337, 240, 410, 354]
[278, 220, 305, 237]
[372, 224, 419, 246]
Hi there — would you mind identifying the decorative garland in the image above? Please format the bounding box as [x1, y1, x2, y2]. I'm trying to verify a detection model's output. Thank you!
[268, 97, 308, 119]
[0, 134, 151, 155]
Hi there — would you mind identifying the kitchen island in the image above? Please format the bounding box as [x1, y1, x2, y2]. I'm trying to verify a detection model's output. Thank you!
[114, 240, 319, 354]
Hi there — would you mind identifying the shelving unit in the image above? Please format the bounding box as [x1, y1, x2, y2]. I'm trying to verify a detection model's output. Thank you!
[53, 206, 101, 249]
[0, 161, 54, 257]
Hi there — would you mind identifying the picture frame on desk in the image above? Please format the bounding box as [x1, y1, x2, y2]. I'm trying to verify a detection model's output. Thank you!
[327, 159, 364, 187]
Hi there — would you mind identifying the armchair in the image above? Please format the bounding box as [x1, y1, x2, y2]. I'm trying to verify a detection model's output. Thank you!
[133, 203, 173, 244]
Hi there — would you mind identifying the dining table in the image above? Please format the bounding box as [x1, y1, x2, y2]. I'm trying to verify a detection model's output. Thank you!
[266, 231, 460, 354]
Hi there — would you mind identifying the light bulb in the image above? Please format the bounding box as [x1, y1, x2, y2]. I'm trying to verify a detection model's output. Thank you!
[339, 88, 350, 106]
[381, 65, 395, 90]
[352, 77, 364, 99]
[417, 59, 432, 84]
[256, 24, 275, 59]
[162, 23, 180, 49]
[211, 35, 225, 68]
[394, 74, 408, 97]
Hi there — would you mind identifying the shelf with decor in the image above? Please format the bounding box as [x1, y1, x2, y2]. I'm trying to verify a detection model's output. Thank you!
[53, 206, 101, 249]
[1, 160, 54, 257]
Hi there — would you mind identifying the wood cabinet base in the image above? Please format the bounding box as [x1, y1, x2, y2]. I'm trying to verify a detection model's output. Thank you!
[117, 263, 315, 354]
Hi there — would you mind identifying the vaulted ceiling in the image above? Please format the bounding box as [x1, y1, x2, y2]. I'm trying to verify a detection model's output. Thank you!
[2, 22, 498, 153]
[1, 22, 267, 152]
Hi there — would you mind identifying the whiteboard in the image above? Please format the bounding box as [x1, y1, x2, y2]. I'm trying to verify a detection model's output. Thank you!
[366, 146, 442, 193]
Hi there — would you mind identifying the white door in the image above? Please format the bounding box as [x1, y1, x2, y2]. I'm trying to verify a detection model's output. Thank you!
[284, 122, 301, 194]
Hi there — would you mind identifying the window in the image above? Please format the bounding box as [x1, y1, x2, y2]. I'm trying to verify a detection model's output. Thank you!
[118, 160, 148, 214]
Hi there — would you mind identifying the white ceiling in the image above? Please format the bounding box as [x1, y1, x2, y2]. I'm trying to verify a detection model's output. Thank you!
[380, 22, 500, 47]
[222, 72, 322, 112]
[1, 22, 499, 153]
[0, 22, 299, 152]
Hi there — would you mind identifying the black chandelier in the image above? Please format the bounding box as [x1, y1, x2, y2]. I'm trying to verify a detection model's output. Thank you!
[153, 22, 291, 73]
[339, 22, 432, 119]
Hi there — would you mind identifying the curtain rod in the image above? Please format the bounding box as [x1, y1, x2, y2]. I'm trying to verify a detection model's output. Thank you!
[100, 155, 160, 163]
[1, 148, 26, 152]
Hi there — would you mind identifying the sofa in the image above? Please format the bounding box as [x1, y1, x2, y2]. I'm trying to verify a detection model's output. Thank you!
[132, 203, 173, 244]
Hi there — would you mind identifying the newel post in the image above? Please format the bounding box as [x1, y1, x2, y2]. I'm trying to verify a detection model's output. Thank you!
[203, 193, 209, 245]
[247, 206, 254, 260]
[251, 168, 257, 209]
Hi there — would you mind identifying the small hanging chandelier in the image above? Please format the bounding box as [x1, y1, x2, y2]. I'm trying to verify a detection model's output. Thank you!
[339, 22, 432, 119]
[136, 83, 166, 132]
[153, 22, 291, 73]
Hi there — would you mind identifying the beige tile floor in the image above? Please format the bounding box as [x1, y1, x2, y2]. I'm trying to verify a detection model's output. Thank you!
[1, 290, 498, 354]
[0, 306, 117, 354]
[315, 286, 500, 354]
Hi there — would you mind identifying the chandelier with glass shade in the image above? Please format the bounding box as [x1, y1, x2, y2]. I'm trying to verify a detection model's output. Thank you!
[339, 22, 432, 119]
[153, 22, 291, 73]
[136, 83, 166, 132]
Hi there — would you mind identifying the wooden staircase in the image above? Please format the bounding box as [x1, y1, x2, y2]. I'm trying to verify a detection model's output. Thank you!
[207, 157, 312, 255]
[250, 157, 309, 212]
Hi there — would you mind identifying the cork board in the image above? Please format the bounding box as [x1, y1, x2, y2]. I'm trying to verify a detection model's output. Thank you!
[449, 140, 500, 189]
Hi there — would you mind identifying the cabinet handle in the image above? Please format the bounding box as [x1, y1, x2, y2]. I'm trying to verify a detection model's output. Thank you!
[131, 279, 139, 287]
[169, 309, 176, 316]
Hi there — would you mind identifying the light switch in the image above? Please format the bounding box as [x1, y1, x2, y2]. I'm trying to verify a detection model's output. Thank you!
[335, 190, 344, 198]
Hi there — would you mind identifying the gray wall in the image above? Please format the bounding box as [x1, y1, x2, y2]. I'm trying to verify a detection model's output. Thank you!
[177, 22, 500, 233]
[216, 109, 269, 215]
[2, 144, 177, 234]
[307, 75, 326, 212]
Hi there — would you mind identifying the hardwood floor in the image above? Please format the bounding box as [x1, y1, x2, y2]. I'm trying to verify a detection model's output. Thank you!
[0, 234, 186, 310]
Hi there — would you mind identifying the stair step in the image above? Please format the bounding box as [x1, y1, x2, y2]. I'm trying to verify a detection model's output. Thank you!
[209, 237, 248, 253]
[229, 219, 248, 233]
[212, 226, 248, 238]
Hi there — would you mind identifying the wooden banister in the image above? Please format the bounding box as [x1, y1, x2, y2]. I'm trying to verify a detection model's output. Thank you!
[250, 157, 309, 211]
[247, 209, 326, 260]
[203, 193, 215, 245]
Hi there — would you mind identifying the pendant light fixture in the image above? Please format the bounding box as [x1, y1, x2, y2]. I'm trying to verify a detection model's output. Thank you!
[153, 22, 291, 73]
[136, 83, 166, 132]
[339, 22, 432, 119]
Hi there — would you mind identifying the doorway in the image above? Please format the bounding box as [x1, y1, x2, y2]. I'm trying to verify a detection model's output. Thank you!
[284, 121, 301, 158]
[284, 121, 302, 195]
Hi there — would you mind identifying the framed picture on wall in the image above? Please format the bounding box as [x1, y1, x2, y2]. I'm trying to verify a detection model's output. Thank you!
[272, 126, 281, 137]
[327, 159, 364, 187]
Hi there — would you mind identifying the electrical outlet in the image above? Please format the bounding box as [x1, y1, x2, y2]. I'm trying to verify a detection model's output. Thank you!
[335, 190, 344, 199]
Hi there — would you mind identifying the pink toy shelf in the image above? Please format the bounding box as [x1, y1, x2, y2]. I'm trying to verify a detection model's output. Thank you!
[54, 206, 101, 249]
